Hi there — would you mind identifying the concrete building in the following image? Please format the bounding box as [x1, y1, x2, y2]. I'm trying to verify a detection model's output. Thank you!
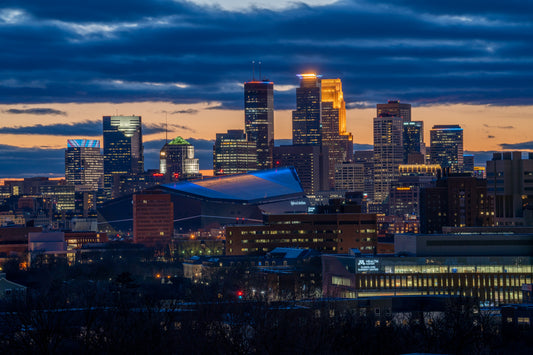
[273, 145, 329, 196]
[225, 213, 378, 256]
[133, 192, 173, 248]
[334, 162, 365, 192]
[420, 174, 493, 233]
[373, 115, 404, 207]
[376, 100, 411, 123]
[486, 152, 533, 226]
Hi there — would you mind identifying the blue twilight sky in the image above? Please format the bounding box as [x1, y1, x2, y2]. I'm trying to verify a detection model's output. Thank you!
[0, 0, 532, 176]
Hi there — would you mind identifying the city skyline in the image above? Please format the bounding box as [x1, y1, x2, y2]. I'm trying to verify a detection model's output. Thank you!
[1, 0, 533, 177]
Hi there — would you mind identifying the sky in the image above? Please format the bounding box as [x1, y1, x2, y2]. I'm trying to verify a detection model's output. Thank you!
[0, 0, 532, 177]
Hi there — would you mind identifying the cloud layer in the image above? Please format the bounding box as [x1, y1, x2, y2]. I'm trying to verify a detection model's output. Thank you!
[0, 0, 531, 109]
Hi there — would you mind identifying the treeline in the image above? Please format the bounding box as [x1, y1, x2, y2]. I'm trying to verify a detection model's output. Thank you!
[1, 295, 533, 354]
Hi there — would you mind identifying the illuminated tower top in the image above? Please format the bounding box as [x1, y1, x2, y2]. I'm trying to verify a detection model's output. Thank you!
[321, 78, 346, 134]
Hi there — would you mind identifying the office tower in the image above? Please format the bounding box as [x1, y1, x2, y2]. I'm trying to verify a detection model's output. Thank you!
[321, 78, 353, 189]
[65, 139, 103, 192]
[373, 116, 404, 206]
[103, 115, 143, 199]
[244, 80, 274, 169]
[377, 100, 411, 123]
[463, 154, 474, 175]
[354, 151, 375, 201]
[273, 145, 329, 196]
[334, 162, 364, 192]
[133, 192, 173, 248]
[213, 130, 257, 175]
[420, 175, 493, 233]
[486, 152, 533, 226]
[403, 121, 424, 163]
[160, 136, 200, 180]
[430, 125, 463, 173]
[292, 73, 322, 145]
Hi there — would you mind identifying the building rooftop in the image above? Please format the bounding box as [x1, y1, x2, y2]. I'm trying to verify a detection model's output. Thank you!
[168, 136, 190, 145]
[159, 167, 304, 203]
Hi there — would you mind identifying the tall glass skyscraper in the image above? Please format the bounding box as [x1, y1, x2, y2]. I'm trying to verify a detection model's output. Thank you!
[292, 73, 322, 145]
[65, 139, 103, 192]
[213, 129, 257, 176]
[403, 121, 424, 163]
[103, 115, 143, 199]
[321, 78, 353, 189]
[430, 125, 464, 173]
[244, 80, 274, 170]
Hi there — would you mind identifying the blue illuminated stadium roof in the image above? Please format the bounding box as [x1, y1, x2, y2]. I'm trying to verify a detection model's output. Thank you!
[159, 167, 304, 203]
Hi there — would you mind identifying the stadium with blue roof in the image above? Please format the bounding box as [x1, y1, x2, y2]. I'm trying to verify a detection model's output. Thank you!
[98, 167, 309, 232]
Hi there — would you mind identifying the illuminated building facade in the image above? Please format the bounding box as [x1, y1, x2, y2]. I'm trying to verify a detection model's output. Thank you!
[65, 139, 103, 192]
[334, 162, 365, 192]
[103, 115, 143, 199]
[159, 136, 200, 180]
[430, 125, 464, 173]
[292, 73, 322, 145]
[376, 100, 411, 123]
[321, 78, 353, 188]
[486, 152, 533, 226]
[373, 115, 404, 207]
[133, 192, 173, 248]
[244, 80, 274, 169]
[213, 129, 257, 175]
[226, 213, 378, 256]
[323, 254, 533, 305]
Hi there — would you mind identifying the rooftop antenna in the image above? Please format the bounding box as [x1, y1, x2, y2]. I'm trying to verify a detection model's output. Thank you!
[258, 61, 262, 80]
[252, 60, 255, 81]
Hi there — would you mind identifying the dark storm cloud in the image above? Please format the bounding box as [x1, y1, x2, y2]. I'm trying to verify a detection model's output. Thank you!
[0, 120, 101, 136]
[483, 124, 514, 129]
[4, 108, 67, 116]
[500, 141, 533, 150]
[143, 123, 196, 135]
[0, 0, 532, 107]
[170, 109, 199, 115]
[0, 144, 64, 177]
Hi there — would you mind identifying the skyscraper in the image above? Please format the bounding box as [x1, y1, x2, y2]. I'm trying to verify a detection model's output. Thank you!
[65, 139, 103, 192]
[273, 144, 329, 195]
[160, 136, 200, 180]
[103, 115, 143, 199]
[430, 125, 464, 173]
[292, 73, 322, 145]
[244, 80, 274, 169]
[321, 78, 353, 189]
[213, 129, 257, 175]
[373, 115, 404, 206]
[403, 121, 424, 163]
[377, 100, 411, 122]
